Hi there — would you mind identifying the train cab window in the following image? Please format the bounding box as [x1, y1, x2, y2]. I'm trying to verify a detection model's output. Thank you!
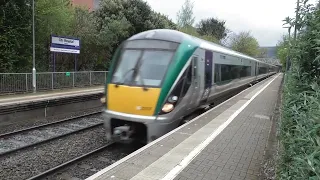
[111, 39, 179, 87]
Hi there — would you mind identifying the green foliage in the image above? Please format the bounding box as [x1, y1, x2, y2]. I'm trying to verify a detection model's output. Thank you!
[196, 17, 228, 41]
[178, 25, 219, 44]
[176, 0, 195, 28]
[257, 47, 268, 58]
[94, 0, 177, 70]
[0, 0, 32, 72]
[0, 0, 176, 72]
[150, 11, 177, 30]
[276, 35, 291, 71]
[1, 0, 261, 73]
[35, 0, 75, 71]
[279, 71, 320, 179]
[229, 31, 260, 57]
[278, 1, 320, 179]
[70, 7, 102, 70]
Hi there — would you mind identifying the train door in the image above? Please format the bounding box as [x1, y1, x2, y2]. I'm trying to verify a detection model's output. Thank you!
[201, 50, 213, 104]
[255, 62, 259, 76]
[187, 56, 200, 108]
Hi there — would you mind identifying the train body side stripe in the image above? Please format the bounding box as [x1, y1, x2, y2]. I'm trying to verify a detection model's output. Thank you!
[154, 39, 199, 115]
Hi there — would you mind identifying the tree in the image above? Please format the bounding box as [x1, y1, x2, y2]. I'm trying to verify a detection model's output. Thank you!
[276, 34, 290, 70]
[0, 0, 187, 73]
[94, 0, 177, 69]
[196, 17, 228, 41]
[176, 0, 195, 28]
[0, 0, 32, 72]
[179, 26, 219, 43]
[229, 31, 260, 57]
[149, 11, 177, 30]
[35, 0, 75, 71]
[257, 47, 268, 58]
[122, 0, 153, 35]
[70, 7, 101, 70]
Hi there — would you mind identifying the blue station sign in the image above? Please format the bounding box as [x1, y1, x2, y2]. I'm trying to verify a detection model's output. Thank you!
[50, 35, 80, 54]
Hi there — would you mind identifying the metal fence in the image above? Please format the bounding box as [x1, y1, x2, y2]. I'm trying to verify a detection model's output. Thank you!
[0, 71, 108, 95]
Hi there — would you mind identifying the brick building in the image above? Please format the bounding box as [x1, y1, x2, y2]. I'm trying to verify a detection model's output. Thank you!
[71, 0, 100, 11]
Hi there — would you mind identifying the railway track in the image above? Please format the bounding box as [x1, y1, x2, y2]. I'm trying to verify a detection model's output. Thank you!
[25, 141, 143, 180]
[26, 142, 116, 180]
[0, 111, 103, 156]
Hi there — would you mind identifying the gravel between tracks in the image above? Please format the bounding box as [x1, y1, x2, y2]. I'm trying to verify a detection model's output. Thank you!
[0, 125, 108, 180]
[0, 107, 103, 135]
[44, 143, 143, 180]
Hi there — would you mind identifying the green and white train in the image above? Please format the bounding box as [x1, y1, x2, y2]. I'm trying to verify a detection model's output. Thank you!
[101, 29, 278, 143]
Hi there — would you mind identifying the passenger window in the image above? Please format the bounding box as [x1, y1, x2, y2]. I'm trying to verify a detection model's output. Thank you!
[217, 64, 252, 83]
[214, 64, 221, 83]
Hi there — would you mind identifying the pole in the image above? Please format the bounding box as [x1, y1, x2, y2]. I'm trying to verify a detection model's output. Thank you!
[53, 52, 56, 72]
[74, 54, 77, 72]
[294, 0, 300, 40]
[286, 28, 291, 72]
[32, 0, 36, 93]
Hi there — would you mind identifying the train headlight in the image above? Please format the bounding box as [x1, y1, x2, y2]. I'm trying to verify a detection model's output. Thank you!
[100, 96, 106, 104]
[168, 95, 178, 103]
[162, 103, 174, 113]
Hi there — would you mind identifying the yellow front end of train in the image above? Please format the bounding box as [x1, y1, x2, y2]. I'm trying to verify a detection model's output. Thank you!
[107, 84, 161, 116]
[101, 36, 182, 143]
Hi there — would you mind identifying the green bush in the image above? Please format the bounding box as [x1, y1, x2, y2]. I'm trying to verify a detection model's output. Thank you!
[279, 70, 320, 179]
[278, 1, 320, 179]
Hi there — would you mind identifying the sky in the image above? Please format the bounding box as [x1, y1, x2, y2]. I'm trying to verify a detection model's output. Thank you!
[143, 0, 317, 47]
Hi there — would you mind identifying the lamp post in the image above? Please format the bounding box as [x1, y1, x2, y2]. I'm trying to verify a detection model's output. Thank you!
[283, 26, 291, 72]
[286, 28, 291, 71]
[32, 0, 36, 93]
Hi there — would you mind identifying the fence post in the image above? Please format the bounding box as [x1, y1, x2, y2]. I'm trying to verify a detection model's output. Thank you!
[51, 73, 54, 89]
[26, 74, 28, 92]
[89, 71, 92, 86]
[104, 71, 107, 84]
[73, 72, 75, 87]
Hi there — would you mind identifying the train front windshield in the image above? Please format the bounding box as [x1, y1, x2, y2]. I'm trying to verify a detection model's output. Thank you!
[111, 40, 179, 87]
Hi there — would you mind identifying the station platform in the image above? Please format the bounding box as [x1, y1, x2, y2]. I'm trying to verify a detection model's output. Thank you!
[86, 73, 283, 180]
[0, 86, 104, 106]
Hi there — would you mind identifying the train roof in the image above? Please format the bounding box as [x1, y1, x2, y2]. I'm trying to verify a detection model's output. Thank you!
[128, 29, 276, 67]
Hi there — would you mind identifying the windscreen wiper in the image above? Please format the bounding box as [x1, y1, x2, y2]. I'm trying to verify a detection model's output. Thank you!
[114, 52, 148, 91]
[114, 59, 144, 87]
[131, 59, 149, 91]
[114, 67, 135, 87]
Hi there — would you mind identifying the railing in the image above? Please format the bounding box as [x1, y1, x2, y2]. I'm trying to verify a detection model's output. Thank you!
[0, 71, 108, 95]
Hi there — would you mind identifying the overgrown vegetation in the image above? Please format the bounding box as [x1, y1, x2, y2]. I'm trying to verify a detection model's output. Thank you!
[0, 0, 263, 73]
[277, 0, 320, 179]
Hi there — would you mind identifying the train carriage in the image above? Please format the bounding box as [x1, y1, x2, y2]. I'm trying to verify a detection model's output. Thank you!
[102, 29, 278, 143]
